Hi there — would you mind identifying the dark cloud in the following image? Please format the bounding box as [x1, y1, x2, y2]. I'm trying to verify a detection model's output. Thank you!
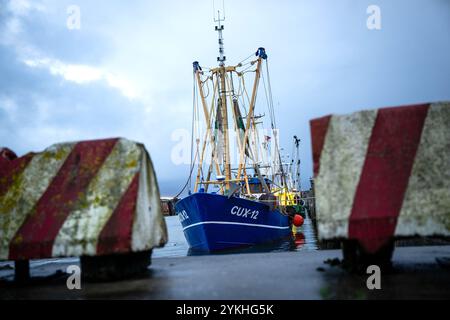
[0, 43, 142, 149]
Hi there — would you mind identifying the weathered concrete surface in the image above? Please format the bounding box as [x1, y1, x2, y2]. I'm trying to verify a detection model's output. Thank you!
[0, 138, 167, 261]
[396, 103, 450, 236]
[1, 246, 449, 300]
[314, 109, 378, 239]
[311, 102, 450, 254]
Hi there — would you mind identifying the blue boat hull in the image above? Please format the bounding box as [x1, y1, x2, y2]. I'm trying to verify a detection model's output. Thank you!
[175, 193, 292, 252]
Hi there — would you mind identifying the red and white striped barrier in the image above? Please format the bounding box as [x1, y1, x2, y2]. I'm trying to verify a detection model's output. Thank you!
[0, 138, 167, 261]
[310, 102, 450, 253]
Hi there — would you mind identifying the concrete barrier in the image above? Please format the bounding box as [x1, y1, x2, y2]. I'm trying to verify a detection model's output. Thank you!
[0, 138, 168, 262]
[310, 102, 450, 254]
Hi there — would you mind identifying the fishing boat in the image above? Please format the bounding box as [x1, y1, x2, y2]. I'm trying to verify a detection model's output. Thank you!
[175, 8, 302, 252]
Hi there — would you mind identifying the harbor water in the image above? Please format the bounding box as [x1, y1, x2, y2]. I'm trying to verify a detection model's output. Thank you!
[153, 214, 318, 258]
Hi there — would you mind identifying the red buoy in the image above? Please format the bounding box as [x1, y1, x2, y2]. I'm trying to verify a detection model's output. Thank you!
[293, 214, 304, 227]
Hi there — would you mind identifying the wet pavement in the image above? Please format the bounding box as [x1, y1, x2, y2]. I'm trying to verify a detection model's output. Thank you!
[0, 245, 449, 300]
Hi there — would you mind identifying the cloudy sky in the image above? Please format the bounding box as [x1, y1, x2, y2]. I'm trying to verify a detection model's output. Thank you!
[1, 0, 449, 195]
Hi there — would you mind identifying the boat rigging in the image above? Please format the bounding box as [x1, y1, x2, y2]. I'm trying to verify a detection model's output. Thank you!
[175, 5, 305, 252]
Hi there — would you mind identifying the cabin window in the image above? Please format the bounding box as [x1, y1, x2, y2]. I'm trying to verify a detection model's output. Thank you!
[249, 184, 262, 193]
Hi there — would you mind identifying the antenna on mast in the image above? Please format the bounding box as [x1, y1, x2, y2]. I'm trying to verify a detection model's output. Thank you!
[213, 0, 226, 66]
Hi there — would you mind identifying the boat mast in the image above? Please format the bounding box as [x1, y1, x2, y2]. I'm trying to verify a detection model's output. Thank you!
[191, 4, 271, 196]
[215, 9, 232, 190]
[293, 135, 301, 191]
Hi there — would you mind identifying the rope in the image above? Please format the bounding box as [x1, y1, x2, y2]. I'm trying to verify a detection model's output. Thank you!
[174, 146, 199, 199]
[188, 72, 197, 192]
[261, 69, 273, 126]
[240, 63, 257, 74]
[240, 75, 251, 115]
[201, 75, 210, 99]
[259, 58, 286, 187]
[175, 72, 199, 198]
[265, 59, 278, 129]
[237, 53, 255, 66]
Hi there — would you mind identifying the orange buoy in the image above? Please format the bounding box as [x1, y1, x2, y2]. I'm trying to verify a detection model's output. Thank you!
[293, 214, 304, 227]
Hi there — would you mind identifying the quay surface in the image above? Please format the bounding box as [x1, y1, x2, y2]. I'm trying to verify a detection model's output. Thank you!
[0, 245, 449, 300]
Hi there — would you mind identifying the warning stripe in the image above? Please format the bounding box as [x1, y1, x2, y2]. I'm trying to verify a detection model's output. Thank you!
[348, 104, 429, 253]
[97, 173, 139, 255]
[315, 109, 378, 239]
[396, 102, 450, 237]
[310, 115, 331, 177]
[51, 139, 141, 257]
[0, 144, 74, 260]
[0, 153, 34, 198]
[9, 139, 118, 260]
